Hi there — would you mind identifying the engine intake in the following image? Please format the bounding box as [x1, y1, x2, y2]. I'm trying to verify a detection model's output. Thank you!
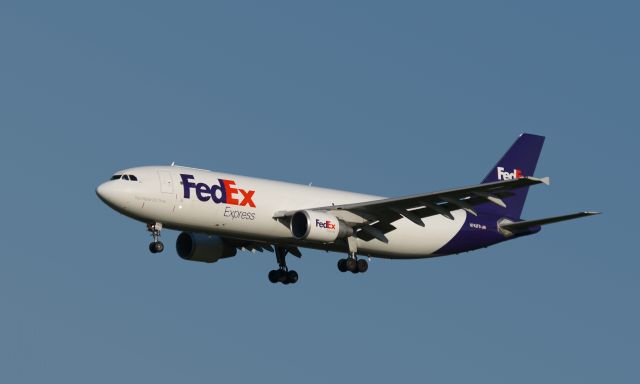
[290, 210, 352, 242]
[176, 232, 237, 263]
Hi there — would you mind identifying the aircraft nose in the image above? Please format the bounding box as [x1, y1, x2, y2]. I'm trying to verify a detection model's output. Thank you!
[96, 183, 106, 200]
[96, 181, 129, 208]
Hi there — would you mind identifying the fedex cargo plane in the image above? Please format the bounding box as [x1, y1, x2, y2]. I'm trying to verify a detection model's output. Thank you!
[96, 134, 598, 285]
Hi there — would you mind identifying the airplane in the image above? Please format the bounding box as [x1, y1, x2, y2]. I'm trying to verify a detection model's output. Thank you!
[96, 133, 599, 285]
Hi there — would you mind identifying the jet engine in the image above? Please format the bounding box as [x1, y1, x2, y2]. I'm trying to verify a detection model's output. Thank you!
[176, 232, 237, 263]
[290, 210, 352, 242]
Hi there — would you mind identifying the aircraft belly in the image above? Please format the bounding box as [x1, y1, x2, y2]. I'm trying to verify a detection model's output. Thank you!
[357, 210, 468, 258]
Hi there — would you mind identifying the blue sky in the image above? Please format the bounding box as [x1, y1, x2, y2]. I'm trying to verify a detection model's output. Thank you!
[0, 1, 637, 383]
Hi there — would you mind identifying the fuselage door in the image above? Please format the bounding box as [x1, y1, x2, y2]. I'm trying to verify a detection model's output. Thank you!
[159, 171, 174, 193]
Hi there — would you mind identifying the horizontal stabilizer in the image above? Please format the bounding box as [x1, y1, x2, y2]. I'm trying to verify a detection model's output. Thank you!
[500, 211, 600, 233]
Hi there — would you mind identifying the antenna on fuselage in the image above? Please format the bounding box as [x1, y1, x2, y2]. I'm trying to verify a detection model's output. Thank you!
[170, 161, 175, 166]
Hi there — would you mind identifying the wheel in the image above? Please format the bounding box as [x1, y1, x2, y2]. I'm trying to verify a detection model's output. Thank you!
[149, 241, 164, 253]
[268, 270, 279, 283]
[287, 270, 299, 284]
[346, 258, 357, 273]
[357, 259, 368, 273]
[277, 269, 288, 283]
[152, 241, 164, 253]
[337, 259, 348, 272]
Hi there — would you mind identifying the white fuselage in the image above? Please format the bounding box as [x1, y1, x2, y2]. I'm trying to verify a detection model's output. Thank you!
[97, 166, 468, 258]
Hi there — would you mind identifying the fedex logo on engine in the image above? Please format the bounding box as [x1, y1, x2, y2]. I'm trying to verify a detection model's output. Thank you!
[316, 219, 336, 230]
[180, 174, 256, 207]
[497, 167, 524, 181]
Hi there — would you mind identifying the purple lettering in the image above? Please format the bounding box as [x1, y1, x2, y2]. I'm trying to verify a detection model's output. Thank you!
[211, 178, 227, 204]
[195, 183, 211, 201]
[180, 174, 196, 198]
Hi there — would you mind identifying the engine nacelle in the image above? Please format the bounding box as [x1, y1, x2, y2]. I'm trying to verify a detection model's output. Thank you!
[290, 210, 352, 242]
[176, 232, 237, 263]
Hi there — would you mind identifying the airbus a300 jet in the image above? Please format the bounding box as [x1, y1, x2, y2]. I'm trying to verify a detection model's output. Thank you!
[96, 134, 598, 285]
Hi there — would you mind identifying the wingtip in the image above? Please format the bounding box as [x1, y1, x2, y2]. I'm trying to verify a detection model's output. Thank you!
[527, 176, 551, 185]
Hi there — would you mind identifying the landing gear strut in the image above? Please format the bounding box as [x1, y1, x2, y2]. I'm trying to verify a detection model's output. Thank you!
[147, 222, 164, 253]
[337, 236, 368, 274]
[268, 246, 298, 285]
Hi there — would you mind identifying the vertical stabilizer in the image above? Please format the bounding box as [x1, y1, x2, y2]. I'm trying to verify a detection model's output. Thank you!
[478, 133, 545, 219]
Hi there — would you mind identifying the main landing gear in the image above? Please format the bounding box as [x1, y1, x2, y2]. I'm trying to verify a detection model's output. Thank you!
[337, 257, 368, 274]
[148, 222, 164, 253]
[268, 246, 299, 285]
[337, 236, 368, 274]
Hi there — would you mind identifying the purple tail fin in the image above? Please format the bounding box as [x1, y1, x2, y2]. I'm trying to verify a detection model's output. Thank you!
[478, 133, 545, 219]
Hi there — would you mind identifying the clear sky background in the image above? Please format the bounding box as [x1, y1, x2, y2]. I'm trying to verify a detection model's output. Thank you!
[0, 1, 637, 383]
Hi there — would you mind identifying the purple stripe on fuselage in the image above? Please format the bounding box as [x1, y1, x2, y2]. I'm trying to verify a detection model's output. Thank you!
[434, 213, 539, 256]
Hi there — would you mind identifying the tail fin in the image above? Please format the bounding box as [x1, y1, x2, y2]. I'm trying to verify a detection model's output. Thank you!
[478, 133, 545, 219]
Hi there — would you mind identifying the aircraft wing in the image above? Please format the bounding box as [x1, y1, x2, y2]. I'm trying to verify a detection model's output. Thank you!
[498, 211, 600, 235]
[274, 176, 550, 243]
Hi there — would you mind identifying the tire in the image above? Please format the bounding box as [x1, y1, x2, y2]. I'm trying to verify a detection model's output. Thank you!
[149, 241, 163, 253]
[337, 259, 348, 272]
[154, 241, 164, 253]
[268, 270, 279, 283]
[346, 258, 357, 273]
[357, 259, 368, 273]
[287, 270, 299, 284]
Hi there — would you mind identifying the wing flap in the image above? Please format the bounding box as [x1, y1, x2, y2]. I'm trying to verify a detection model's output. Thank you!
[357, 222, 396, 242]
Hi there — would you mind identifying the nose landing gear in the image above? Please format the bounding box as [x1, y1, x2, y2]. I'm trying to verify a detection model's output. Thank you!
[268, 246, 299, 285]
[147, 222, 164, 253]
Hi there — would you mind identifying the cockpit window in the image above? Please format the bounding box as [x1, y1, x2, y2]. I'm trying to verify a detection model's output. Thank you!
[110, 174, 138, 181]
